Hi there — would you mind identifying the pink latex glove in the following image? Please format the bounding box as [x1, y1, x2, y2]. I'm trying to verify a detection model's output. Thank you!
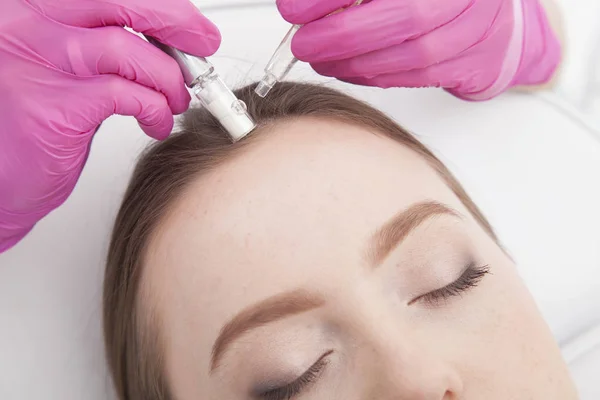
[276, 0, 561, 100]
[0, 0, 220, 252]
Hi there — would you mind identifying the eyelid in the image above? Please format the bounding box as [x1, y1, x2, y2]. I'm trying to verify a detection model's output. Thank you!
[254, 350, 333, 399]
[409, 262, 490, 307]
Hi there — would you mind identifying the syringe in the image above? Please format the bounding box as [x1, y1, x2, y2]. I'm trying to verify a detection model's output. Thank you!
[145, 37, 256, 142]
[255, 0, 363, 98]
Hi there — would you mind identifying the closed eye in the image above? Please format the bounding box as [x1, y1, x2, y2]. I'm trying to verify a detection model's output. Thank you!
[254, 350, 333, 400]
[409, 263, 490, 307]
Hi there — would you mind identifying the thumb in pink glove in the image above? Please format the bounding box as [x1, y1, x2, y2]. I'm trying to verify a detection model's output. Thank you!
[0, 0, 220, 252]
[276, 0, 561, 101]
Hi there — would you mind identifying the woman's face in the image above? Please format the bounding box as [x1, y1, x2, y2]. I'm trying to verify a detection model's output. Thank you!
[144, 118, 576, 399]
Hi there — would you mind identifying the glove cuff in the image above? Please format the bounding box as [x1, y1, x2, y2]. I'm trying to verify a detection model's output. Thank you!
[453, 0, 561, 101]
[511, 0, 562, 87]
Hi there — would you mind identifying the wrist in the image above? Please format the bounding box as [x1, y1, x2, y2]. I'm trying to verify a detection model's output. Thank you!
[511, 0, 563, 88]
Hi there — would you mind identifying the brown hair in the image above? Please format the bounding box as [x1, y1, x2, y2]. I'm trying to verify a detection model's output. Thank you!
[103, 81, 497, 400]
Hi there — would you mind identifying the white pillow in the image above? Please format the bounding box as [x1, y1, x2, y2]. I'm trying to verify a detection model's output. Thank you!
[563, 323, 600, 399]
[548, 0, 600, 127]
[1, 3, 599, 399]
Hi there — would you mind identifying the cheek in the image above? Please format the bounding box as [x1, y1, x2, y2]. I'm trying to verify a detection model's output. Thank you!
[438, 253, 563, 393]
[473, 266, 547, 357]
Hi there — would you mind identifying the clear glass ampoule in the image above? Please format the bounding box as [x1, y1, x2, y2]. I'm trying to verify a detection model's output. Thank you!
[255, 0, 363, 98]
[145, 36, 256, 141]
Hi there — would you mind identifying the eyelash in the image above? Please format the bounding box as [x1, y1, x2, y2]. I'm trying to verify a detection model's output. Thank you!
[410, 263, 490, 307]
[256, 263, 488, 399]
[258, 350, 332, 400]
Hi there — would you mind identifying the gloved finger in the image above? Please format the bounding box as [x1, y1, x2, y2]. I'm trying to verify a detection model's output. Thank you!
[310, 0, 501, 78]
[67, 26, 191, 115]
[83, 75, 174, 140]
[27, 0, 220, 57]
[338, 63, 461, 90]
[276, 0, 358, 25]
[292, 0, 473, 63]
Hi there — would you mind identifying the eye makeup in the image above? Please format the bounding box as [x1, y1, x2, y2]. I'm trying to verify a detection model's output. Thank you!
[252, 350, 333, 400]
[408, 261, 490, 307]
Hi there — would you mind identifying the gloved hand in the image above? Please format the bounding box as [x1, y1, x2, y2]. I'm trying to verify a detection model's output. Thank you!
[276, 0, 561, 100]
[0, 0, 220, 252]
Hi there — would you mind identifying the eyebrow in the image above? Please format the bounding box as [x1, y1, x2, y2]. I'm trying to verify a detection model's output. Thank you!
[209, 201, 459, 372]
[367, 201, 460, 265]
[210, 289, 325, 372]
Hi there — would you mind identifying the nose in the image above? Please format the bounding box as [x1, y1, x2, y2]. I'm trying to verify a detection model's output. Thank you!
[360, 334, 463, 399]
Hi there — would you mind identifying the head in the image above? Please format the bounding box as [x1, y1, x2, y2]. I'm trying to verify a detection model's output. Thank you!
[104, 82, 576, 399]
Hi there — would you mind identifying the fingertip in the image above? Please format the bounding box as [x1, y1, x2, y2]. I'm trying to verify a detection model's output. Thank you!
[276, 0, 303, 24]
[162, 28, 221, 57]
[95, 65, 177, 138]
[172, 12, 222, 57]
[170, 89, 191, 115]
[136, 94, 175, 140]
[277, 0, 357, 24]
[310, 61, 337, 77]
[291, 21, 342, 62]
[290, 29, 313, 62]
[139, 113, 174, 141]
[193, 16, 222, 56]
[148, 8, 221, 57]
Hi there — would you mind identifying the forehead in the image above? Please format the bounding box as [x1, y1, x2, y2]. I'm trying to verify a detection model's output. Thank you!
[150, 118, 454, 274]
[145, 117, 465, 376]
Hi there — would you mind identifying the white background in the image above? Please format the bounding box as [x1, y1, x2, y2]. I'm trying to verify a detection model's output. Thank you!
[551, 0, 600, 127]
[1, 1, 599, 399]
